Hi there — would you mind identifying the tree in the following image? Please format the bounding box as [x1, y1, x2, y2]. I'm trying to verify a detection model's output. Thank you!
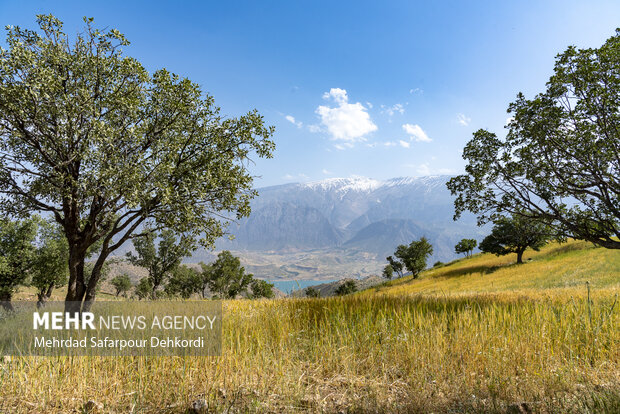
[31, 219, 69, 307]
[206, 251, 253, 299]
[382, 264, 394, 280]
[249, 279, 275, 299]
[304, 286, 320, 298]
[386, 256, 404, 278]
[394, 237, 434, 279]
[165, 265, 201, 299]
[0, 217, 38, 310]
[447, 30, 620, 250]
[126, 229, 193, 299]
[110, 274, 132, 297]
[335, 280, 357, 296]
[0, 16, 275, 313]
[455, 238, 477, 258]
[134, 278, 152, 300]
[479, 214, 551, 264]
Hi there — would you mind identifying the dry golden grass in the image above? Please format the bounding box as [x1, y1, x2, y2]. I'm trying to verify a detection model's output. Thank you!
[0, 240, 618, 413]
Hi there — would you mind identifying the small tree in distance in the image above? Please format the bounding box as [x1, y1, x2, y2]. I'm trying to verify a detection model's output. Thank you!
[455, 238, 477, 258]
[134, 278, 152, 300]
[382, 264, 394, 280]
[386, 256, 404, 278]
[127, 229, 193, 299]
[305, 286, 320, 298]
[394, 237, 434, 279]
[110, 274, 132, 297]
[0, 216, 38, 311]
[479, 215, 550, 264]
[250, 280, 275, 299]
[165, 265, 201, 299]
[206, 251, 253, 299]
[335, 280, 357, 296]
[31, 219, 69, 307]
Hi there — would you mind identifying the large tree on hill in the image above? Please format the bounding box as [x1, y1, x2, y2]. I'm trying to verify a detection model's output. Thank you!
[0, 16, 275, 313]
[447, 30, 620, 249]
[479, 214, 551, 264]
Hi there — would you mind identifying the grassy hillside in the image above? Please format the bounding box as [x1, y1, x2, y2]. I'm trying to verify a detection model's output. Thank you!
[368, 239, 620, 299]
[0, 240, 618, 413]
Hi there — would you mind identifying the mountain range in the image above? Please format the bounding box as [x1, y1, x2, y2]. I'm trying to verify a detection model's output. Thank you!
[188, 176, 488, 281]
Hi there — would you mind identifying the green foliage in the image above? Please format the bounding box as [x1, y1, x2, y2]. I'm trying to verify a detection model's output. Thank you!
[479, 214, 551, 264]
[205, 251, 253, 299]
[0, 15, 275, 310]
[394, 237, 434, 279]
[250, 279, 275, 299]
[455, 238, 477, 258]
[447, 30, 620, 249]
[126, 229, 193, 299]
[165, 265, 201, 299]
[304, 286, 320, 298]
[110, 274, 132, 297]
[31, 219, 69, 305]
[335, 280, 357, 296]
[0, 216, 38, 307]
[382, 264, 394, 280]
[134, 278, 152, 300]
[386, 256, 404, 278]
[433, 261, 444, 268]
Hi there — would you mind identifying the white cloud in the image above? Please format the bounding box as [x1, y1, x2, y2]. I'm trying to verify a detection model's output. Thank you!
[322, 169, 332, 175]
[307, 124, 322, 133]
[383, 141, 397, 147]
[457, 113, 471, 126]
[285, 115, 303, 128]
[399, 140, 410, 148]
[409, 88, 423, 95]
[402, 123, 432, 142]
[382, 103, 405, 117]
[316, 88, 378, 143]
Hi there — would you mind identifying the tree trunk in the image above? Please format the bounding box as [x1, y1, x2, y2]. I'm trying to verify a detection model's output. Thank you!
[37, 283, 55, 308]
[0, 290, 13, 312]
[81, 249, 111, 313]
[516, 248, 525, 264]
[64, 245, 87, 314]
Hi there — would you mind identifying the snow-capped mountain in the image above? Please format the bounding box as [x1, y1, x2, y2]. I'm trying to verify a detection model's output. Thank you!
[215, 176, 485, 266]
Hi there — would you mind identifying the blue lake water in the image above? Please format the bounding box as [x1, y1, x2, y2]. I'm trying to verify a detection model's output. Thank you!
[267, 279, 337, 295]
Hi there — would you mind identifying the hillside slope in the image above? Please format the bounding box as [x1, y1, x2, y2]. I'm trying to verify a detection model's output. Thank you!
[366, 240, 620, 299]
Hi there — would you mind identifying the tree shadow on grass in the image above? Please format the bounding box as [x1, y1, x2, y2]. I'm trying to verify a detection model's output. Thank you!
[434, 264, 504, 279]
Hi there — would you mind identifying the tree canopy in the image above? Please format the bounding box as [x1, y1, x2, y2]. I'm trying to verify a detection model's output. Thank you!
[455, 238, 477, 258]
[0, 15, 275, 312]
[205, 250, 253, 299]
[479, 214, 551, 264]
[447, 30, 620, 249]
[31, 219, 69, 307]
[0, 216, 38, 310]
[394, 237, 434, 279]
[126, 229, 192, 299]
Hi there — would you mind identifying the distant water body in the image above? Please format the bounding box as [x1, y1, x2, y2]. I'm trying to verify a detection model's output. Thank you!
[268, 279, 337, 295]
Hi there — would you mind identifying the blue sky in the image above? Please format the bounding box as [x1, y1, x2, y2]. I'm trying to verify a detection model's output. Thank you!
[2, 0, 619, 187]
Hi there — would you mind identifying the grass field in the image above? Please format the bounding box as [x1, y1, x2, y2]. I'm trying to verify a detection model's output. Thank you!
[0, 240, 618, 413]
